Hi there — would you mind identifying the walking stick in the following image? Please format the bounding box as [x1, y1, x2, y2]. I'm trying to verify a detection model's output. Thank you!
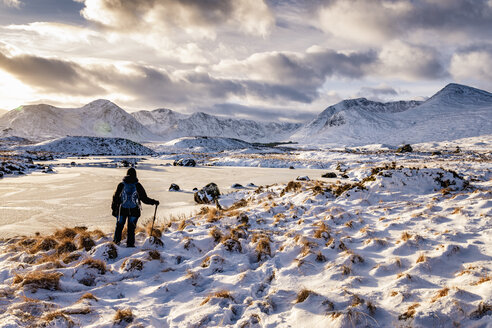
[149, 204, 163, 246]
[150, 204, 158, 238]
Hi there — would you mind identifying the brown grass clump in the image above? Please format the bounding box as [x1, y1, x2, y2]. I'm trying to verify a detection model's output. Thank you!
[81, 258, 107, 274]
[30, 237, 58, 253]
[206, 208, 222, 223]
[401, 231, 412, 242]
[209, 226, 223, 243]
[330, 182, 366, 197]
[121, 258, 144, 271]
[77, 233, 95, 251]
[295, 289, 314, 303]
[114, 308, 134, 324]
[14, 271, 62, 291]
[316, 251, 327, 262]
[148, 250, 161, 260]
[221, 235, 242, 252]
[313, 222, 330, 240]
[144, 221, 162, 238]
[201, 290, 234, 305]
[79, 292, 98, 302]
[255, 237, 271, 262]
[228, 198, 248, 210]
[56, 240, 77, 255]
[62, 253, 81, 264]
[431, 287, 449, 303]
[472, 275, 491, 285]
[341, 265, 351, 276]
[398, 303, 420, 320]
[282, 181, 302, 194]
[42, 311, 74, 327]
[90, 229, 106, 239]
[416, 253, 426, 263]
[54, 227, 83, 240]
[36, 254, 64, 268]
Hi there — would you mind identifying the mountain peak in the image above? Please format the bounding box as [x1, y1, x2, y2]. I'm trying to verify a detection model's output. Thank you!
[84, 99, 118, 108]
[427, 83, 492, 105]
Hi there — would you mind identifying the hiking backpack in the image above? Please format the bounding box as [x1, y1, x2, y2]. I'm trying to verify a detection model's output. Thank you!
[121, 182, 139, 209]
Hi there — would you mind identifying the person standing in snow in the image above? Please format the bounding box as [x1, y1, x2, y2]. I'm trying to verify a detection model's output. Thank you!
[111, 167, 159, 247]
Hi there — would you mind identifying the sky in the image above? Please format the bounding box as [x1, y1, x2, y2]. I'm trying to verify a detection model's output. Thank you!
[0, 0, 491, 122]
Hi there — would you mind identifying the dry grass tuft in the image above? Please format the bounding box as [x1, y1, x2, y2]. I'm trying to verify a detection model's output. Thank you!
[79, 292, 98, 302]
[316, 251, 327, 262]
[62, 253, 81, 264]
[469, 302, 492, 320]
[295, 289, 314, 303]
[398, 303, 420, 320]
[90, 229, 106, 239]
[77, 233, 95, 251]
[228, 198, 248, 210]
[313, 222, 330, 240]
[121, 258, 144, 271]
[81, 258, 107, 274]
[282, 181, 302, 194]
[209, 226, 223, 243]
[14, 271, 62, 291]
[416, 253, 427, 263]
[205, 208, 222, 223]
[114, 308, 134, 324]
[56, 240, 77, 255]
[30, 237, 58, 253]
[401, 231, 412, 242]
[341, 264, 351, 275]
[221, 235, 242, 252]
[431, 287, 449, 303]
[42, 311, 74, 327]
[255, 237, 271, 262]
[201, 290, 234, 305]
[148, 250, 161, 260]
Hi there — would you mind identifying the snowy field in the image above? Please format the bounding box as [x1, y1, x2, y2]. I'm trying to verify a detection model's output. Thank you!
[0, 145, 490, 327]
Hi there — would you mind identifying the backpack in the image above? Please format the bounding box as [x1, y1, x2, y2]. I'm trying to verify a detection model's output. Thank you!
[121, 182, 139, 209]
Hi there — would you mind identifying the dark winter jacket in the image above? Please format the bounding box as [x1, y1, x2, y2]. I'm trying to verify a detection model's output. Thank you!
[111, 175, 158, 218]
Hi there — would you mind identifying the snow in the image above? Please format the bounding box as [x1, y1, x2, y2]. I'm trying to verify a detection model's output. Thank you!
[0, 147, 490, 327]
[21, 136, 155, 156]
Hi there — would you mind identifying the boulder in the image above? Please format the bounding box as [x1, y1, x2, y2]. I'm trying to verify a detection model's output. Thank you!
[194, 183, 221, 204]
[169, 183, 180, 192]
[296, 176, 310, 181]
[231, 183, 244, 189]
[322, 172, 337, 178]
[396, 144, 413, 153]
[173, 158, 196, 167]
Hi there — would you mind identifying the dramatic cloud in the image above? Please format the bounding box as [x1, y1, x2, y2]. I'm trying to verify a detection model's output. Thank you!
[357, 85, 399, 100]
[76, 0, 274, 38]
[318, 0, 492, 44]
[206, 103, 315, 122]
[0, 50, 105, 95]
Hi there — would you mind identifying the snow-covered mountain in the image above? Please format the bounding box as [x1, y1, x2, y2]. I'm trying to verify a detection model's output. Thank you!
[292, 83, 492, 146]
[132, 109, 302, 143]
[0, 100, 159, 142]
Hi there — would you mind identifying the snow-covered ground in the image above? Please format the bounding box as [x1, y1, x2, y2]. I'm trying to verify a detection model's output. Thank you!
[0, 145, 490, 327]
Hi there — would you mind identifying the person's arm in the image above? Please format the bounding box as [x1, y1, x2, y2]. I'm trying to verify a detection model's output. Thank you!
[137, 183, 159, 205]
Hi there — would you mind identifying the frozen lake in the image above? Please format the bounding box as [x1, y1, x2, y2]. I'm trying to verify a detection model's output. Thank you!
[0, 157, 328, 238]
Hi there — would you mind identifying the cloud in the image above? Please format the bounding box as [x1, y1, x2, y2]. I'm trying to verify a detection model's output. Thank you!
[76, 0, 274, 38]
[1, 0, 21, 8]
[0, 50, 105, 95]
[317, 0, 492, 44]
[450, 44, 492, 83]
[358, 85, 398, 98]
[376, 41, 448, 80]
[206, 103, 315, 122]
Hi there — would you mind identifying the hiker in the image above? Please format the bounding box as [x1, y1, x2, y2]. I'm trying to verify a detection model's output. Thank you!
[111, 167, 159, 247]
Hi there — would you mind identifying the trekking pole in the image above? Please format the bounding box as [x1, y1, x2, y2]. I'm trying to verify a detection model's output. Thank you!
[150, 204, 158, 239]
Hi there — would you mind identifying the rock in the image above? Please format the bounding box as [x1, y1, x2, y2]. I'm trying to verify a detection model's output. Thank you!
[341, 174, 349, 179]
[194, 183, 221, 204]
[396, 144, 413, 153]
[231, 183, 244, 189]
[0, 171, 3, 178]
[289, 166, 295, 169]
[71, 162, 76, 166]
[43, 166, 55, 173]
[169, 183, 180, 192]
[322, 172, 337, 178]
[247, 183, 256, 187]
[192, 187, 198, 192]
[431, 151, 442, 156]
[173, 158, 196, 167]
[296, 176, 310, 181]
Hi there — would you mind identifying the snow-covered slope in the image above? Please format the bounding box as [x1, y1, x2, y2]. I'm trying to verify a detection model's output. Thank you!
[0, 109, 7, 117]
[292, 83, 492, 146]
[155, 136, 255, 153]
[22, 136, 155, 156]
[0, 100, 160, 142]
[132, 109, 302, 143]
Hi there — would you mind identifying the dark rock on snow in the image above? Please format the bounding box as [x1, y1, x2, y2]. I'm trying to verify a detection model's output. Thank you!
[396, 144, 413, 153]
[194, 183, 221, 204]
[169, 183, 180, 192]
[322, 172, 337, 178]
[173, 158, 196, 167]
[296, 176, 310, 181]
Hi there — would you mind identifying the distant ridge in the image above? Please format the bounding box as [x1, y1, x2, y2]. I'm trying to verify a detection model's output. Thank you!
[0, 83, 490, 146]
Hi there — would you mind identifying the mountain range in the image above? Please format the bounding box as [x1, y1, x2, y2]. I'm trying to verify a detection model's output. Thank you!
[0, 83, 491, 146]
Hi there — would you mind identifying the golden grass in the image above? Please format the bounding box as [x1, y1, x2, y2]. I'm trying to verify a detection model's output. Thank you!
[295, 289, 314, 303]
[416, 253, 427, 263]
[81, 258, 107, 274]
[472, 275, 491, 285]
[56, 239, 77, 255]
[200, 290, 234, 305]
[431, 287, 449, 303]
[209, 226, 223, 243]
[14, 271, 63, 291]
[255, 237, 271, 262]
[148, 250, 161, 260]
[114, 308, 134, 324]
[398, 303, 420, 320]
[77, 233, 95, 251]
[42, 311, 74, 327]
[79, 292, 98, 302]
[30, 237, 58, 253]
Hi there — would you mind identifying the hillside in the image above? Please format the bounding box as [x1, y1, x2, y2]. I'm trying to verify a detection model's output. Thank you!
[132, 109, 302, 143]
[22, 136, 155, 156]
[0, 163, 490, 327]
[292, 83, 492, 146]
[0, 100, 160, 142]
